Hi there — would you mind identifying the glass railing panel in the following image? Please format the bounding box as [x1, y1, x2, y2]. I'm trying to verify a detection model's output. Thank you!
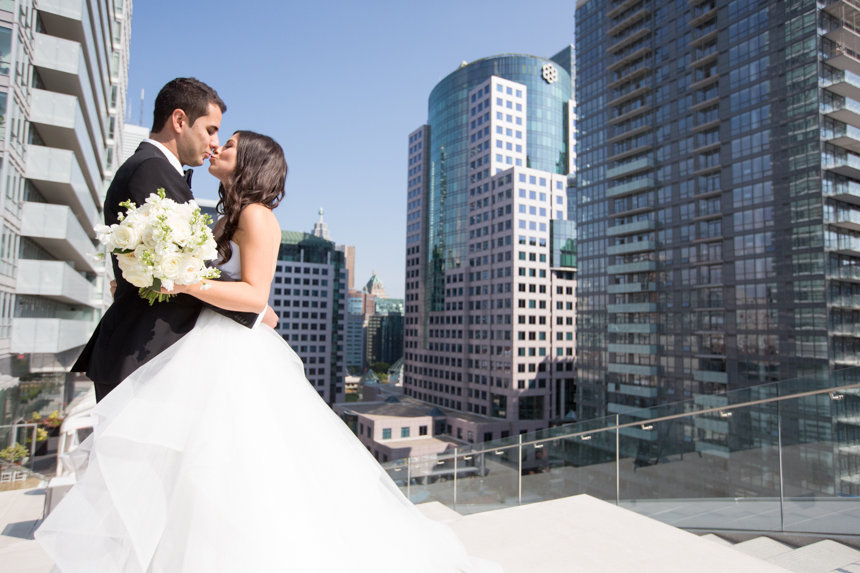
[392, 450, 458, 506]
[781, 390, 860, 536]
[454, 446, 519, 515]
[520, 424, 618, 506]
[618, 399, 782, 531]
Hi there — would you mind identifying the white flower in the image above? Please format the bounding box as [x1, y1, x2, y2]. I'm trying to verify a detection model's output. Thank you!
[142, 224, 163, 248]
[110, 223, 142, 252]
[160, 278, 175, 292]
[116, 253, 152, 288]
[167, 216, 193, 247]
[156, 253, 183, 280]
[177, 254, 205, 285]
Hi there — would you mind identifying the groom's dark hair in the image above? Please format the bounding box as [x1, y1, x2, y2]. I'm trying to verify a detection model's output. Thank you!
[151, 77, 226, 133]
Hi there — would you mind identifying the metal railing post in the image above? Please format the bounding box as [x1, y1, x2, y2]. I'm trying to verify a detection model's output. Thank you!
[778, 401, 785, 533]
[29, 425, 36, 471]
[453, 448, 458, 511]
[518, 434, 523, 506]
[616, 414, 620, 506]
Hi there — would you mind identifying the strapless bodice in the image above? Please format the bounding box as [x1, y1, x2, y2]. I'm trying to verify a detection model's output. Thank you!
[218, 241, 241, 280]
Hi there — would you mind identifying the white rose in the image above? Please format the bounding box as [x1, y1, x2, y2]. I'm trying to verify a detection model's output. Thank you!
[168, 216, 193, 247]
[110, 223, 142, 252]
[116, 253, 153, 288]
[142, 224, 163, 248]
[156, 253, 183, 280]
[176, 255, 205, 285]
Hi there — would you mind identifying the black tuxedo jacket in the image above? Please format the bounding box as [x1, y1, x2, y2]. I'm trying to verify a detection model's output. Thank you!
[72, 142, 258, 401]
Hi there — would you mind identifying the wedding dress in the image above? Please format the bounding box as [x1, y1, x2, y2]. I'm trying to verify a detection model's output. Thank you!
[36, 243, 501, 573]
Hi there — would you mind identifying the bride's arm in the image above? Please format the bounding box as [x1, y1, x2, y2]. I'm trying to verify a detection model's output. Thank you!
[173, 204, 278, 313]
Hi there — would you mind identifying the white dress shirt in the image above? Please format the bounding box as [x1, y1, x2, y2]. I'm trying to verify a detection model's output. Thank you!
[142, 139, 184, 176]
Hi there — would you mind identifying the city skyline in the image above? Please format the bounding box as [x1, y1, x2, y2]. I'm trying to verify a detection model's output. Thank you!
[124, 0, 577, 299]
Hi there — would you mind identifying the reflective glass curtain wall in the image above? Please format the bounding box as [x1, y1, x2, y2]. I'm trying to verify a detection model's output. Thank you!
[426, 55, 572, 315]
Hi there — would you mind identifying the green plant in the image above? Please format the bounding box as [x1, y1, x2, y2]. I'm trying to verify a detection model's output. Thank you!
[0, 442, 28, 463]
[25, 428, 48, 444]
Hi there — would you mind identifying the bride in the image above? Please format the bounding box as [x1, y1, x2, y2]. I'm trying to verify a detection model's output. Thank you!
[35, 131, 501, 573]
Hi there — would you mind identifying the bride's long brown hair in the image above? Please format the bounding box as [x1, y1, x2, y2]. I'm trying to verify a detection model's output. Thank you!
[215, 130, 287, 264]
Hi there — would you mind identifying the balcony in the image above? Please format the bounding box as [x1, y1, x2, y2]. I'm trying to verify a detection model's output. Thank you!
[608, 363, 659, 376]
[827, 208, 860, 231]
[821, 0, 860, 20]
[25, 145, 99, 233]
[28, 90, 101, 194]
[608, 322, 658, 333]
[823, 30, 860, 76]
[823, 150, 860, 179]
[607, 61, 651, 88]
[825, 177, 860, 206]
[608, 104, 652, 125]
[608, 343, 659, 355]
[822, 95, 860, 127]
[15, 260, 94, 306]
[693, 370, 729, 384]
[606, 260, 657, 274]
[10, 317, 93, 354]
[607, 302, 657, 313]
[606, 0, 641, 18]
[607, 177, 655, 198]
[606, 157, 654, 179]
[607, 282, 656, 294]
[690, 72, 719, 92]
[20, 202, 96, 273]
[607, 24, 651, 54]
[607, 45, 650, 72]
[689, 5, 716, 27]
[607, 219, 656, 236]
[607, 83, 651, 108]
[607, 402, 654, 417]
[607, 144, 653, 163]
[607, 123, 652, 144]
[822, 68, 860, 101]
[616, 383, 659, 397]
[606, 241, 656, 256]
[829, 265, 860, 282]
[607, 8, 650, 37]
[31, 34, 104, 158]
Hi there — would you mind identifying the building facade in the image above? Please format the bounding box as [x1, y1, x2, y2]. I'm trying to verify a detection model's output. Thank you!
[573, 0, 860, 416]
[574, 0, 860, 494]
[403, 54, 578, 437]
[269, 231, 347, 404]
[0, 0, 132, 424]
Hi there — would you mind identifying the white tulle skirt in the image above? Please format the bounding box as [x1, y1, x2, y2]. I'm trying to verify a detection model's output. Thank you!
[36, 309, 500, 573]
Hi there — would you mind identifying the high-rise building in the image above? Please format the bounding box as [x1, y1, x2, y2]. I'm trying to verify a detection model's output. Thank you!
[573, 0, 860, 420]
[403, 54, 578, 435]
[268, 231, 348, 404]
[0, 0, 133, 423]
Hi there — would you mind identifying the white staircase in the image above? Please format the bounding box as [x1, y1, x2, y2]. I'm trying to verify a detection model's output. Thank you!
[701, 534, 860, 573]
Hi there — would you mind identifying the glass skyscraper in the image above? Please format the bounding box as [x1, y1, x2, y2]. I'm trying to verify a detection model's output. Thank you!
[403, 52, 578, 435]
[574, 0, 860, 420]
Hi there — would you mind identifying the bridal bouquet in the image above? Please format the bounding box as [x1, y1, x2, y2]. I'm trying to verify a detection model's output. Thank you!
[94, 189, 221, 305]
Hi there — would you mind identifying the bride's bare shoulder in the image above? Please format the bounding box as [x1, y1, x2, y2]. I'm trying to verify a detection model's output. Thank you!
[238, 203, 279, 229]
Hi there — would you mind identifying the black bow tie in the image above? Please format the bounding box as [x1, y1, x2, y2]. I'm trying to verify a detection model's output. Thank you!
[184, 169, 193, 188]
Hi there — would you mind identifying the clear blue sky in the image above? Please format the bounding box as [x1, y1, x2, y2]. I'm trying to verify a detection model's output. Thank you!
[126, 0, 575, 298]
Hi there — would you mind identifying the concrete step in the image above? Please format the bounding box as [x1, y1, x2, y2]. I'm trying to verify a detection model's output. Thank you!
[767, 540, 860, 573]
[700, 533, 734, 547]
[734, 537, 795, 560]
[419, 495, 792, 573]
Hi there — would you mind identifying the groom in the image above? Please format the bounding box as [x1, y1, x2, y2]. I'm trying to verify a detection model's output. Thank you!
[73, 78, 276, 402]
